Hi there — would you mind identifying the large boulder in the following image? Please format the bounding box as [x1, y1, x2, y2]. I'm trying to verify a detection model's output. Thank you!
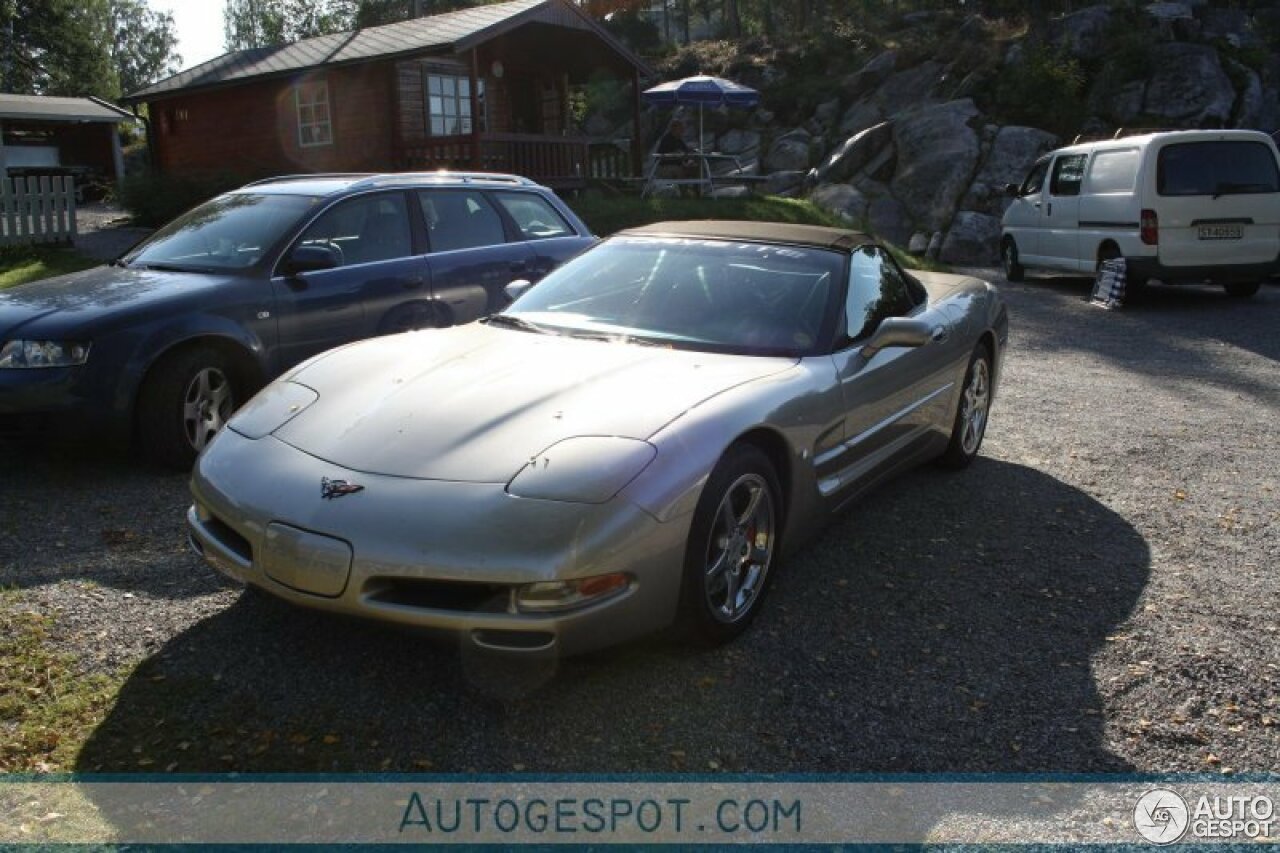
[890, 99, 981, 233]
[842, 50, 898, 101]
[1049, 5, 1113, 61]
[939, 212, 1002, 266]
[960, 125, 1058, 216]
[1233, 67, 1264, 130]
[877, 62, 945, 114]
[838, 101, 886, 137]
[763, 170, 806, 197]
[810, 183, 870, 224]
[765, 128, 814, 172]
[868, 195, 912, 246]
[1142, 43, 1235, 126]
[718, 129, 761, 156]
[812, 121, 895, 185]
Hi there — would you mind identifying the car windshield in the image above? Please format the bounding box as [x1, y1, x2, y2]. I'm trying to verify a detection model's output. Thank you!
[126, 193, 319, 272]
[504, 236, 842, 356]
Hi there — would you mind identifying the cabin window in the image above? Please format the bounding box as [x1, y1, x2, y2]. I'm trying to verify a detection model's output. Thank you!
[427, 72, 485, 136]
[295, 80, 333, 147]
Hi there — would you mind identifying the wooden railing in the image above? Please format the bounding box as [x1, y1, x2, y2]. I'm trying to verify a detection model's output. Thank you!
[402, 134, 631, 188]
[0, 176, 77, 246]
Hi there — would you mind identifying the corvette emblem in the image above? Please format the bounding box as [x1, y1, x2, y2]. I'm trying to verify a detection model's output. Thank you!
[321, 477, 364, 499]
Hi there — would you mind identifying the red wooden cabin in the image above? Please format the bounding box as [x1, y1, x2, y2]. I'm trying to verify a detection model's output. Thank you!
[123, 0, 651, 189]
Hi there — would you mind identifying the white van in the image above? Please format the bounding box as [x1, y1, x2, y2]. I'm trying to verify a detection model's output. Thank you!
[1000, 130, 1280, 298]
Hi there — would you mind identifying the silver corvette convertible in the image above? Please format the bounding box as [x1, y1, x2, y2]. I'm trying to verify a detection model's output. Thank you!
[188, 221, 1008, 657]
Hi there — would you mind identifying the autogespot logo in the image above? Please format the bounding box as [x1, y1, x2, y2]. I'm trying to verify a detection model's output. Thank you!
[1134, 789, 1190, 845]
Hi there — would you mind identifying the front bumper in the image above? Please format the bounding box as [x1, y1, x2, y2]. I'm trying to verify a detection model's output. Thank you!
[188, 428, 689, 657]
[0, 365, 120, 439]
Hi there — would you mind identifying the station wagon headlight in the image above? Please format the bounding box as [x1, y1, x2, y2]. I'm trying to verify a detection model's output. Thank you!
[506, 436, 656, 503]
[0, 340, 91, 368]
[228, 381, 318, 439]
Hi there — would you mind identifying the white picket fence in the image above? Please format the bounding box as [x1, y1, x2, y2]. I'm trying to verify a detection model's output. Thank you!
[0, 176, 78, 246]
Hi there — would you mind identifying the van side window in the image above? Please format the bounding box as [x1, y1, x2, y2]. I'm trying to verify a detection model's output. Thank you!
[1020, 160, 1050, 197]
[1085, 149, 1139, 194]
[1050, 154, 1088, 197]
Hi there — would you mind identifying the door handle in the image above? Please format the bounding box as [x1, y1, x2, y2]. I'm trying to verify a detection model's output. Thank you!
[1047, 202, 1053, 216]
[509, 260, 528, 273]
[1033, 201, 1042, 209]
[403, 277, 425, 289]
[930, 325, 950, 343]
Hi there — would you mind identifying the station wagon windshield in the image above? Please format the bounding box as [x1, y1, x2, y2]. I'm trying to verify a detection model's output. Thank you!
[126, 193, 318, 272]
[503, 236, 842, 356]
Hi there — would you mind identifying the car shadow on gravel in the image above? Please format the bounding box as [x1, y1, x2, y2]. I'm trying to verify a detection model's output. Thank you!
[75, 457, 1150, 785]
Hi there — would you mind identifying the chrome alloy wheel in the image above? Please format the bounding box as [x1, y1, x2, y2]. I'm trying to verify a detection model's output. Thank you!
[703, 472, 775, 623]
[182, 367, 233, 452]
[960, 357, 990, 455]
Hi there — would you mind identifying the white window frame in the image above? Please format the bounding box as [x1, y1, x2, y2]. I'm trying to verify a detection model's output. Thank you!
[426, 72, 484, 137]
[295, 80, 333, 148]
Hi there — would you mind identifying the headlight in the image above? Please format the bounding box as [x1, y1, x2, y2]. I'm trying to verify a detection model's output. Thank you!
[515, 573, 631, 613]
[227, 381, 318, 439]
[506, 436, 656, 503]
[0, 340, 91, 369]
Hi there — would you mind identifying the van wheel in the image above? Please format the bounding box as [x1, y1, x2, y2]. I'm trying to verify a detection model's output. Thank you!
[1001, 239, 1024, 283]
[1224, 281, 1260, 299]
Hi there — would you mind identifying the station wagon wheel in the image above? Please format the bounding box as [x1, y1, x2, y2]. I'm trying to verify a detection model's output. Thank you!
[138, 345, 241, 470]
[680, 444, 781, 643]
[938, 342, 992, 470]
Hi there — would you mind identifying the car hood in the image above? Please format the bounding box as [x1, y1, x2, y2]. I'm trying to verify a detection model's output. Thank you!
[0, 265, 236, 337]
[274, 323, 797, 482]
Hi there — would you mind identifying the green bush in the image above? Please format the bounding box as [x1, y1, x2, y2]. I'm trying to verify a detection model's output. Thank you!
[991, 47, 1086, 137]
[118, 171, 246, 227]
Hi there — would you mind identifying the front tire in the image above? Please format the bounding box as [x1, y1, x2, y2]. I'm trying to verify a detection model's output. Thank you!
[1002, 238, 1025, 283]
[679, 444, 781, 645]
[137, 346, 240, 469]
[937, 343, 993, 470]
[1224, 281, 1261, 299]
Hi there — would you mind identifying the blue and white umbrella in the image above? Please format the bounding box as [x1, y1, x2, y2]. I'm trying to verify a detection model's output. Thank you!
[642, 74, 760, 150]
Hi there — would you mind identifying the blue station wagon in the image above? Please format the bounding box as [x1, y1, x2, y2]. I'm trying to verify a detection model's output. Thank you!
[0, 172, 595, 466]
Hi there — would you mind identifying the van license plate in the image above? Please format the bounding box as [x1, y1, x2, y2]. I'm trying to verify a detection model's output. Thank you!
[1197, 224, 1243, 240]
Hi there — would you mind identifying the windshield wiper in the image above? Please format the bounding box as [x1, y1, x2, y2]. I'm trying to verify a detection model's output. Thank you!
[481, 314, 556, 335]
[135, 262, 199, 273]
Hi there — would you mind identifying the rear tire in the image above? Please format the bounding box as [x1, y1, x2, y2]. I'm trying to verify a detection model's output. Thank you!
[678, 444, 782, 645]
[1001, 238, 1025, 283]
[937, 343, 993, 470]
[137, 346, 241, 470]
[1224, 281, 1261, 299]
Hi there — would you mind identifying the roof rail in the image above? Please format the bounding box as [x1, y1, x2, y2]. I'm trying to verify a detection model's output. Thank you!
[243, 173, 374, 187]
[347, 171, 539, 189]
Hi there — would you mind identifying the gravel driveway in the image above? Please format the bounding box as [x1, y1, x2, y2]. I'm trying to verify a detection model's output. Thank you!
[1, 272, 1276, 777]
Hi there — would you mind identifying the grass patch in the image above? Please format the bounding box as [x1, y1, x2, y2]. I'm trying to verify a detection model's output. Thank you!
[565, 193, 946, 271]
[0, 595, 122, 772]
[0, 246, 98, 291]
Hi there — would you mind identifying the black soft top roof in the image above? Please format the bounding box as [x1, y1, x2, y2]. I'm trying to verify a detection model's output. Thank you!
[619, 220, 871, 251]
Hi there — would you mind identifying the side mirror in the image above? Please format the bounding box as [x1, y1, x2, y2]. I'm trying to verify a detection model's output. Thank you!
[284, 245, 340, 275]
[862, 317, 932, 357]
[505, 278, 534, 302]
[1003, 183, 1020, 197]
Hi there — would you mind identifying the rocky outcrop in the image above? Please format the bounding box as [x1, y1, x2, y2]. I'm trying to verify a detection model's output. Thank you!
[1143, 43, 1236, 126]
[811, 121, 894, 186]
[765, 128, 814, 171]
[890, 99, 981, 232]
[938, 212, 1002, 265]
[1049, 5, 1113, 60]
[810, 183, 869, 223]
